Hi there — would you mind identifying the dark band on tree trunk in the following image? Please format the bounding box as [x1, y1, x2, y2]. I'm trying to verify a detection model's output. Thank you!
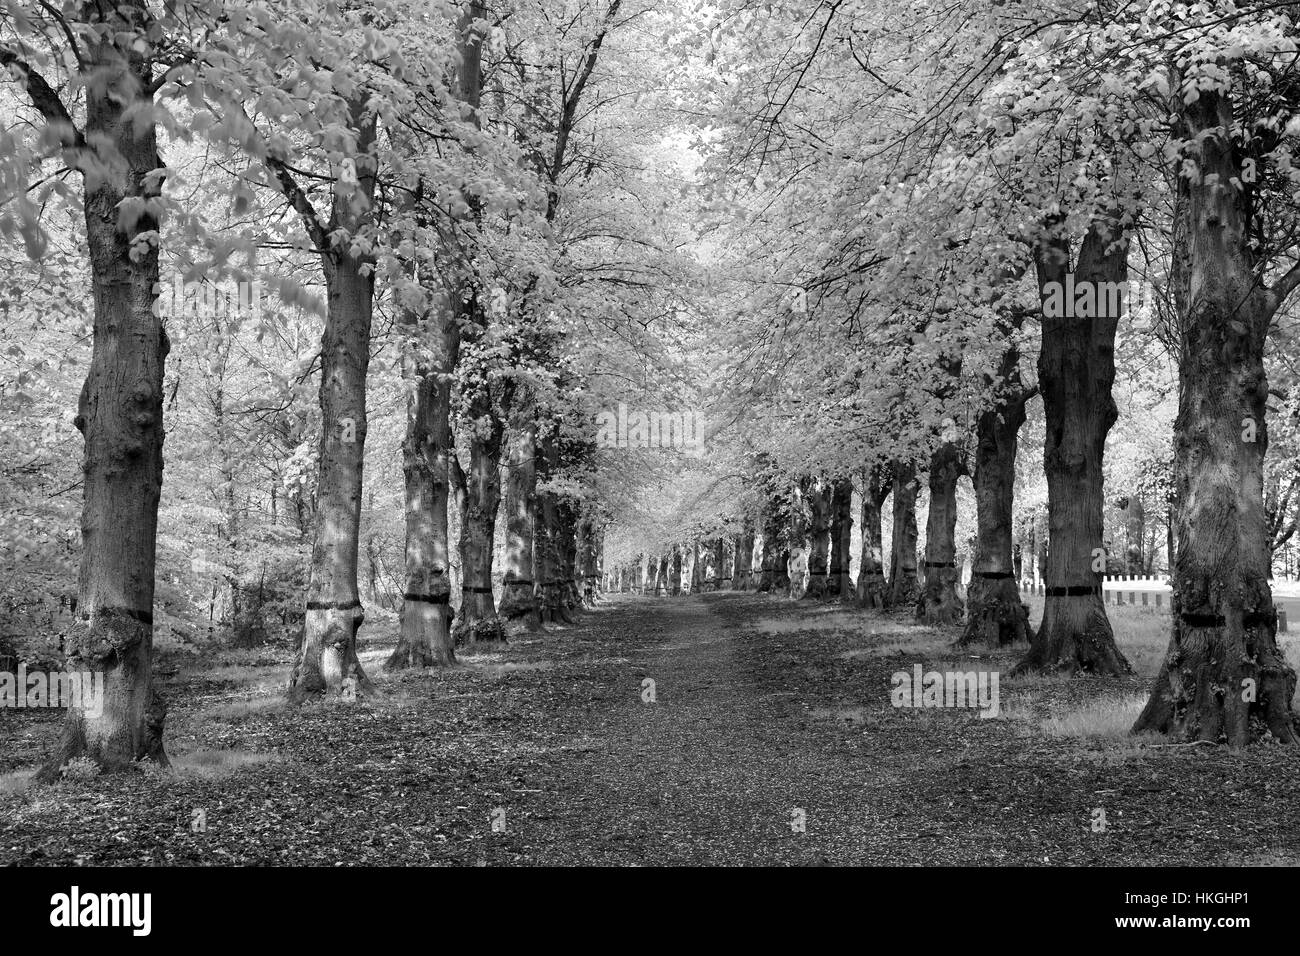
[1181, 611, 1276, 628]
[404, 592, 450, 605]
[462, 586, 494, 594]
[503, 579, 534, 587]
[1045, 585, 1100, 596]
[924, 561, 956, 568]
[975, 571, 1015, 579]
[306, 599, 362, 611]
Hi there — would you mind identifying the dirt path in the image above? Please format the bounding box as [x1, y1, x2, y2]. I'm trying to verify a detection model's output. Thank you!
[3, 592, 1299, 865]
[516, 593, 1300, 865]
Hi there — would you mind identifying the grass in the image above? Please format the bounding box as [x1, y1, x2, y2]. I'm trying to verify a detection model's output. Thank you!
[751, 609, 869, 635]
[1039, 693, 1153, 741]
[166, 747, 282, 778]
[205, 696, 287, 722]
[0, 770, 34, 795]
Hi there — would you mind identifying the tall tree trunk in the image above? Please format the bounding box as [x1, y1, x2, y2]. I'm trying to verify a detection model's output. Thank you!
[451, 344, 506, 645]
[388, 299, 459, 669]
[960, 338, 1033, 647]
[1123, 495, 1145, 573]
[917, 444, 966, 624]
[556, 501, 581, 611]
[887, 463, 921, 607]
[669, 544, 683, 595]
[1133, 85, 1297, 744]
[499, 422, 541, 628]
[757, 511, 776, 591]
[1015, 218, 1132, 675]
[800, 479, 832, 598]
[534, 433, 572, 624]
[291, 247, 377, 700]
[857, 466, 890, 608]
[576, 516, 598, 607]
[710, 537, 726, 590]
[830, 478, 853, 599]
[40, 7, 170, 776]
[733, 518, 755, 590]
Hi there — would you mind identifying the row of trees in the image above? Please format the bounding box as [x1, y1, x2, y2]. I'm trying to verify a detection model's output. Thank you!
[6, 0, 1300, 781]
[1, 0, 693, 777]
[598, 0, 1300, 748]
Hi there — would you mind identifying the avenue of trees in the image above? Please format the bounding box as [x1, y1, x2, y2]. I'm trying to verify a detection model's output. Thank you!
[3, 0, 1300, 781]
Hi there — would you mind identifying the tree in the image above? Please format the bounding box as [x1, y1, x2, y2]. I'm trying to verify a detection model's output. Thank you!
[1014, 218, 1133, 676]
[5, 0, 175, 778]
[961, 309, 1035, 646]
[1134, 29, 1300, 743]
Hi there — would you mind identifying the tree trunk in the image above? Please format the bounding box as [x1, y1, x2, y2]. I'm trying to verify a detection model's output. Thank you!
[534, 433, 573, 624]
[733, 518, 755, 590]
[498, 423, 541, 628]
[803, 478, 832, 599]
[856, 467, 890, 609]
[830, 479, 853, 599]
[1124, 495, 1145, 573]
[689, 540, 704, 593]
[576, 516, 598, 607]
[291, 251, 377, 700]
[557, 501, 581, 612]
[917, 443, 966, 624]
[451, 348, 506, 645]
[1133, 85, 1297, 744]
[387, 299, 459, 669]
[887, 464, 921, 607]
[41, 9, 170, 777]
[960, 340, 1033, 647]
[711, 538, 726, 590]
[1015, 218, 1131, 676]
[669, 544, 683, 596]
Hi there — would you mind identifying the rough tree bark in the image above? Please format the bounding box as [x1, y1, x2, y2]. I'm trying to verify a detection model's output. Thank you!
[534, 433, 573, 623]
[1133, 84, 1298, 744]
[917, 443, 967, 625]
[733, 518, 755, 590]
[1014, 218, 1132, 676]
[856, 466, 891, 609]
[387, 295, 459, 669]
[36, 4, 170, 777]
[960, 325, 1034, 647]
[887, 463, 921, 607]
[288, 103, 380, 703]
[654, 554, 669, 596]
[800, 479, 832, 598]
[498, 422, 541, 628]
[829, 479, 853, 599]
[576, 516, 599, 606]
[557, 501, 581, 612]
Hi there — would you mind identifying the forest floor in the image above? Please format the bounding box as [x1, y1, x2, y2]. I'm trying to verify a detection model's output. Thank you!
[2, 592, 1300, 866]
